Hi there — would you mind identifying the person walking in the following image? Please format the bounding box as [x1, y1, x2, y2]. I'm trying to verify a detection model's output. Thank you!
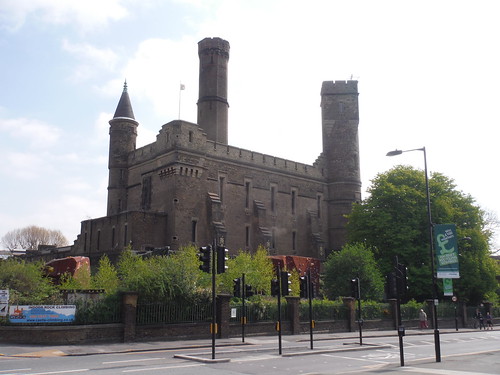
[419, 309, 428, 329]
[486, 312, 493, 330]
[476, 310, 486, 330]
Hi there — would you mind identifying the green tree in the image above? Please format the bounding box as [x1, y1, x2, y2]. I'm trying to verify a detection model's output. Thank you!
[116, 245, 209, 303]
[218, 246, 274, 296]
[347, 165, 497, 304]
[0, 258, 62, 304]
[323, 243, 384, 300]
[92, 255, 119, 294]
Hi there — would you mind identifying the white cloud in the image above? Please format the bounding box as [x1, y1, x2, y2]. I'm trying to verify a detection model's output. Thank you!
[62, 40, 119, 82]
[98, 37, 200, 134]
[93, 112, 113, 144]
[1, 152, 51, 180]
[0, 0, 129, 33]
[62, 40, 118, 69]
[0, 117, 61, 148]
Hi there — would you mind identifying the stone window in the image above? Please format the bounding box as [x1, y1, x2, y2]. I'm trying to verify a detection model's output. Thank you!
[317, 194, 322, 218]
[270, 185, 276, 213]
[245, 181, 251, 209]
[191, 220, 197, 243]
[141, 176, 152, 210]
[291, 189, 297, 215]
[245, 225, 250, 248]
[292, 231, 297, 251]
[124, 224, 128, 246]
[219, 176, 225, 203]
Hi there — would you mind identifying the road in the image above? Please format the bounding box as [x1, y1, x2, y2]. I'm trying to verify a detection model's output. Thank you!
[0, 330, 499, 374]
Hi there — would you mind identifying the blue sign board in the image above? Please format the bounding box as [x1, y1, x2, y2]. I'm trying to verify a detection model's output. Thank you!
[9, 305, 76, 323]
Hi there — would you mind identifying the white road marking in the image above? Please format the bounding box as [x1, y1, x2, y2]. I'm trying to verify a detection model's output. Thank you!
[322, 353, 388, 364]
[233, 354, 278, 362]
[102, 358, 163, 364]
[122, 363, 202, 372]
[24, 370, 89, 375]
[402, 366, 498, 375]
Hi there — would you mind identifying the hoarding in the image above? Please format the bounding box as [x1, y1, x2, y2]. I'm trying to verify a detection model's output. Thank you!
[9, 305, 76, 323]
[0, 289, 9, 317]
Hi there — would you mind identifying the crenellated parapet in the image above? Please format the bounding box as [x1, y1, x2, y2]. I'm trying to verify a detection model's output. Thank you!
[321, 80, 358, 95]
[204, 140, 324, 179]
[128, 120, 324, 179]
[198, 37, 230, 58]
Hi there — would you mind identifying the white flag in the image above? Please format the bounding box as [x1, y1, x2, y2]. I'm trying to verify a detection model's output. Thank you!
[180, 83, 185, 90]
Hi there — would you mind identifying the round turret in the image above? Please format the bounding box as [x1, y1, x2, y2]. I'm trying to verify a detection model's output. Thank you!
[107, 82, 139, 215]
[197, 37, 230, 144]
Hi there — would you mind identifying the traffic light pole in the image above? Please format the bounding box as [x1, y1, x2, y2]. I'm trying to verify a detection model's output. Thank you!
[241, 273, 246, 342]
[308, 269, 314, 350]
[211, 243, 216, 360]
[395, 256, 405, 367]
[277, 267, 282, 355]
[356, 278, 362, 346]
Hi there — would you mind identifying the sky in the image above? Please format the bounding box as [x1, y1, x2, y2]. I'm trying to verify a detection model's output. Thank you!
[1, 0, 499, 251]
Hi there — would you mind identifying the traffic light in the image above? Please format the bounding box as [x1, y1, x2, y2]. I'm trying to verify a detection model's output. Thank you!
[233, 278, 241, 297]
[280, 271, 292, 296]
[245, 284, 254, 298]
[397, 263, 409, 301]
[386, 272, 397, 299]
[198, 245, 211, 273]
[271, 279, 280, 296]
[216, 246, 228, 274]
[300, 276, 308, 298]
[350, 278, 360, 299]
[310, 282, 316, 299]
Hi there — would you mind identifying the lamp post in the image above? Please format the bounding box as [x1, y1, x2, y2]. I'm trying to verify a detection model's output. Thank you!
[386, 147, 441, 363]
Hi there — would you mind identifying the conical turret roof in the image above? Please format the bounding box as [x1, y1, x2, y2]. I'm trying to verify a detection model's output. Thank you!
[113, 81, 135, 120]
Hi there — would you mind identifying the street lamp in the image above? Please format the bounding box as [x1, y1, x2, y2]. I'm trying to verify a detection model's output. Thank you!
[386, 147, 441, 363]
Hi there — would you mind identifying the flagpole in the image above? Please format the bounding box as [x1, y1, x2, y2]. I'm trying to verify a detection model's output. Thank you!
[178, 83, 185, 119]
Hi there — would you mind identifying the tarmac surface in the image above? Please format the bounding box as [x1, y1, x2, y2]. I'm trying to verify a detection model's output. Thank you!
[0, 328, 478, 359]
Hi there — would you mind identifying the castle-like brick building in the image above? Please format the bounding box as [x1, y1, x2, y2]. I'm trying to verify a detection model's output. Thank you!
[70, 37, 361, 263]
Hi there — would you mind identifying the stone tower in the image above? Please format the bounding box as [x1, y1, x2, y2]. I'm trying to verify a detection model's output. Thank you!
[107, 81, 138, 216]
[321, 80, 362, 252]
[197, 37, 230, 144]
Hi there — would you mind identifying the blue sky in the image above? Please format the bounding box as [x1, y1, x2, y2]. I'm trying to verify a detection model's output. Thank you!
[1, 0, 499, 250]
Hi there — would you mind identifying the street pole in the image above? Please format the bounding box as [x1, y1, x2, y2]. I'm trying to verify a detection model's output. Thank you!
[211, 242, 216, 360]
[357, 278, 362, 346]
[242, 273, 246, 342]
[308, 269, 314, 350]
[387, 146, 441, 363]
[423, 147, 441, 363]
[395, 256, 404, 367]
[277, 266, 282, 355]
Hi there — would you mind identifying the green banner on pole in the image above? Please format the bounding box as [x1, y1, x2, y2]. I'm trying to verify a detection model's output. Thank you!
[443, 278, 453, 296]
[434, 224, 460, 279]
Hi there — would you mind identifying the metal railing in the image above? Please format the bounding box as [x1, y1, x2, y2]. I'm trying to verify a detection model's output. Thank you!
[136, 302, 213, 325]
[230, 302, 288, 323]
